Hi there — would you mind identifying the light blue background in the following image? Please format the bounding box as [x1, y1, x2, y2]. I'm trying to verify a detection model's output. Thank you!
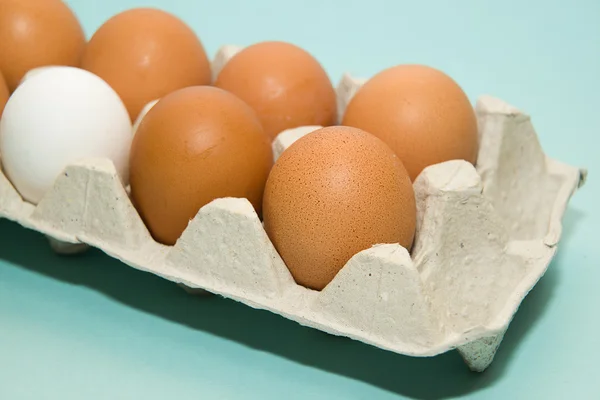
[1, 0, 598, 399]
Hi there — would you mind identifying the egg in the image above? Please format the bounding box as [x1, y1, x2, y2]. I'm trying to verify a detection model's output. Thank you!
[0, 72, 8, 118]
[263, 126, 416, 291]
[342, 65, 478, 181]
[81, 8, 212, 121]
[0, 0, 85, 92]
[0, 66, 132, 204]
[129, 86, 273, 246]
[214, 41, 337, 140]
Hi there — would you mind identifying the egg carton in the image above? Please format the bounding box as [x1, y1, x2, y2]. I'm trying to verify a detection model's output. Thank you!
[0, 46, 586, 373]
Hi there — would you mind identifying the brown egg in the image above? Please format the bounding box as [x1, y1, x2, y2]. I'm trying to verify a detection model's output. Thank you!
[214, 41, 337, 140]
[342, 65, 478, 181]
[0, 0, 85, 92]
[130, 86, 273, 245]
[0, 72, 8, 118]
[263, 126, 416, 291]
[81, 8, 211, 121]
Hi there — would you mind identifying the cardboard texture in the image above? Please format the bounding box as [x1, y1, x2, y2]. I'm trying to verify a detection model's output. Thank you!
[0, 47, 585, 372]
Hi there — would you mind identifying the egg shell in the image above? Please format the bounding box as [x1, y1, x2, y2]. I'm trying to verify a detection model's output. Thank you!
[342, 65, 479, 181]
[263, 126, 416, 291]
[81, 8, 212, 121]
[0, 49, 585, 374]
[0, 72, 8, 118]
[214, 41, 337, 140]
[0, 0, 85, 92]
[19, 66, 63, 85]
[0, 66, 132, 204]
[129, 86, 273, 246]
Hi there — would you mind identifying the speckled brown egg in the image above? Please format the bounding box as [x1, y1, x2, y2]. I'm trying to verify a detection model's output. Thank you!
[129, 86, 273, 246]
[214, 41, 337, 140]
[263, 126, 416, 291]
[342, 65, 478, 181]
[81, 8, 212, 121]
[0, 0, 85, 92]
[0, 72, 8, 118]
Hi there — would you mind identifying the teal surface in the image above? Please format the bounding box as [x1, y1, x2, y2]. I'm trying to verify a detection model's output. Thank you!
[1, 0, 598, 399]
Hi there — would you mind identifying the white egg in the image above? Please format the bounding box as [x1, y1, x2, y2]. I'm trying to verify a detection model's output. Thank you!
[0, 66, 132, 204]
[20, 66, 63, 86]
